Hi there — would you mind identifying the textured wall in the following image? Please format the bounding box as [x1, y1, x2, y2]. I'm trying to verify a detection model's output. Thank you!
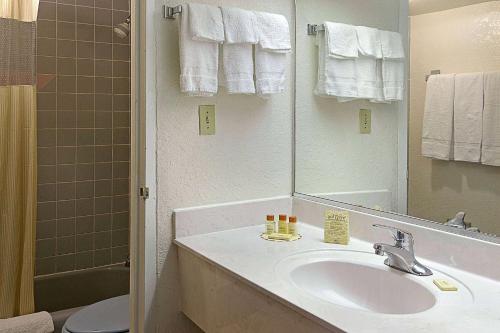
[155, 0, 294, 331]
[35, 0, 130, 275]
[409, 1, 500, 235]
[294, 0, 406, 211]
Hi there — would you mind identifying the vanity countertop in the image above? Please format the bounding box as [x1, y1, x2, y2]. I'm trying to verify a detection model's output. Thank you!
[175, 223, 500, 333]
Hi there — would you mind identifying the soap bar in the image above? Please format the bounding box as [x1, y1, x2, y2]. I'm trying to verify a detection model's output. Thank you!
[268, 233, 293, 241]
[433, 279, 458, 291]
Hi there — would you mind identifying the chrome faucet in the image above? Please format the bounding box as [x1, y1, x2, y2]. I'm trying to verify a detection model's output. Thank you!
[372, 224, 432, 276]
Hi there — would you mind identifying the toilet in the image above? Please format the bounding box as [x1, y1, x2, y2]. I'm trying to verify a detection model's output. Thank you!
[62, 295, 129, 333]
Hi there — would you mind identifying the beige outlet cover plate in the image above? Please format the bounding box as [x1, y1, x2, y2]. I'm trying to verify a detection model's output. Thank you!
[359, 109, 371, 134]
[199, 105, 216, 135]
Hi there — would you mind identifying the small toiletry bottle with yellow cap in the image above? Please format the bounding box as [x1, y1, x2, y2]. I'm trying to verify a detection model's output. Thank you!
[278, 214, 288, 234]
[288, 216, 298, 236]
[265, 215, 275, 235]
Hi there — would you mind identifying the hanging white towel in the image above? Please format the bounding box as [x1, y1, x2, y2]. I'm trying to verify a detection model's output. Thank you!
[356, 26, 382, 59]
[422, 74, 456, 160]
[380, 30, 405, 59]
[380, 30, 405, 102]
[482, 72, 500, 166]
[454, 72, 484, 162]
[255, 44, 287, 95]
[221, 7, 258, 44]
[222, 44, 255, 94]
[253, 11, 290, 95]
[324, 22, 358, 59]
[381, 60, 405, 101]
[253, 11, 291, 53]
[220, 7, 257, 94]
[179, 4, 219, 96]
[314, 31, 357, 99]
[187, 3, 224, 43]
[369, 60, 390, 103]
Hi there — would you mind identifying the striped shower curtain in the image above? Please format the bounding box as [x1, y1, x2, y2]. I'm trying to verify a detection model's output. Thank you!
[0, 0, 39, 318]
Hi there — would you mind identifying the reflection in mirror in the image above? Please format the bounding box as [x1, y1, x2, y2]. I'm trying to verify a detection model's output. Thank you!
[295, 0, 500, 237]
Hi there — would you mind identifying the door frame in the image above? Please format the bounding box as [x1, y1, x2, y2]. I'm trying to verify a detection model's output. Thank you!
[130, 0, 157, 331]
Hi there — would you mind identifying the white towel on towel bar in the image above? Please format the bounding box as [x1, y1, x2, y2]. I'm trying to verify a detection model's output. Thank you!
[221, 7, 258, 44]
[253, 11, 291, 53]
[356, 26, 382, 59]
[220, 7, 257, 94]
[179, 4, 219, 96]
[253, 11, 290, 95]
[324, 22, 358, 59]
[453, 72, 484, 162]
[187, 3, 224, 43]
[482, 72, 500, 166]
[255, 44, 287, 95]
[379, 30, 405, 101]
[314, 31, 357, 99]
[222, 44, 255, 94]
[380, 30, 405, 59]
[422, 74, 456, 160]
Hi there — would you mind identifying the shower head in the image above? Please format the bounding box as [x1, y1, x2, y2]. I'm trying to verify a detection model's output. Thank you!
[114, 16, 131, 39]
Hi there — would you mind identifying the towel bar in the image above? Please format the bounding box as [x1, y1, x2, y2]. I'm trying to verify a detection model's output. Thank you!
[425, 70, 441, 82]
[307, 24, 324, 35]
[164, 5, 182, 19]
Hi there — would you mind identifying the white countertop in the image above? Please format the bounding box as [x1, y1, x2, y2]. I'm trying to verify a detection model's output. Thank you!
[175, 223, 500, 333]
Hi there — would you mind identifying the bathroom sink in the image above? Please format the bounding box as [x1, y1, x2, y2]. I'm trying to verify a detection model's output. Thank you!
[276, 250, 472, 315]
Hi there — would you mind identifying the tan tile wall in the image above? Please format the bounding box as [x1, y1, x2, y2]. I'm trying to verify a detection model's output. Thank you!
[35, 0, 130, 275]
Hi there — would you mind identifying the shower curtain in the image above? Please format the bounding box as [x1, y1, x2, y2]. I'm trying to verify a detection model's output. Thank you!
[0, 0, 39, 318]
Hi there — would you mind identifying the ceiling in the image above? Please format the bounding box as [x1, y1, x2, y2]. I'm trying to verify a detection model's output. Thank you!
[410, 0, 495, 16]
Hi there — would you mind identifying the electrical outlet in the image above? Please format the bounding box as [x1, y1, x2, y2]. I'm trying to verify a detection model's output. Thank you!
[359, 109, 371, 134]
[199, 105, 215, 135]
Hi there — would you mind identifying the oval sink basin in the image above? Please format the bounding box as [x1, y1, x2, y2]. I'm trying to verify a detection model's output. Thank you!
[276, 250, 472, 315]
[290, 260, 436, 314]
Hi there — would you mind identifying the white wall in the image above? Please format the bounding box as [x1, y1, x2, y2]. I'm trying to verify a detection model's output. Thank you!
[294, 0, 408, 212]
[154, 0, 294, 331]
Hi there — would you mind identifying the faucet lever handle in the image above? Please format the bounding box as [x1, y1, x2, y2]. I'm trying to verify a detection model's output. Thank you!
[372, 224, 413, 246]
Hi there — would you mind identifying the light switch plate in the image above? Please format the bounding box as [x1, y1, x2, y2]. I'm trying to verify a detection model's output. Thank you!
[359, 109, 371, 134]
[199, 105, 216, 135]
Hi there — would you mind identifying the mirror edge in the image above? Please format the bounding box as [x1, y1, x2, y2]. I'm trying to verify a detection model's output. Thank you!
[290, 1, 500, 245]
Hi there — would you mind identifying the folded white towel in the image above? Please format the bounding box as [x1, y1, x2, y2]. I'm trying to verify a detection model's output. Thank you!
[314, 31, 357, 98]
[253, 11, 291, 53]
[422, 74, 456, 160]
[380, 30, 405, 59]
[355, 57, 381, 99]
[220, 7, 257, 94]
[454, 72, 484, 162]
[482, 72, 500, 166]
[221, 7, 258, 44]
[324, 22, 358, 59]
[222, 44, 255, 94]
[381, 59, 405, 101]
[379, 30, 405, 102]
[179, 4, 219, 96]
[356, 26, 382, 59]
[187, 3, 224, 43]
[255, 44, 287, 95]
[0, 311, 54, 333]
[369, 60, 389, 103]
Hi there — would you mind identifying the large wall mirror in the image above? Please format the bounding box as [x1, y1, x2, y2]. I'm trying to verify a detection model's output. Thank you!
[294, 0, 500, 238]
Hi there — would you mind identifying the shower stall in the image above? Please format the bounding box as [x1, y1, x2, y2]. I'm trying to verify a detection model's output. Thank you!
[1, 0, 131, 330]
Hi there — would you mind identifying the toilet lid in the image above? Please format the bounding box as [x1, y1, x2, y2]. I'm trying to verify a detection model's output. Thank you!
[65, 295, 129, 333]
